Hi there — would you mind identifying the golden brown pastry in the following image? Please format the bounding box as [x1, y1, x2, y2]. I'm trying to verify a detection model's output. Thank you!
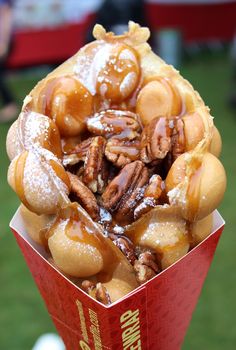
[7, 22, 226, 304]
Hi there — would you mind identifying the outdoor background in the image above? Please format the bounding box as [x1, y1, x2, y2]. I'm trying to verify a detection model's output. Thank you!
[0, 0, 236, 349]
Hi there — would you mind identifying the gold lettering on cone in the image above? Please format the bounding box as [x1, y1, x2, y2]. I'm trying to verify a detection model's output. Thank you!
[89, 309, 103, 350]
[120, 309, 142, 350]
[79, 340, 91, 350]
[76, 300, 89, 343]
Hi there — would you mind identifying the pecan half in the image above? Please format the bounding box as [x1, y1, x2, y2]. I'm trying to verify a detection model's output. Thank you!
[101, 160, 149, 224]
[105, 138, 140, 167]
[67, 172, 99, 221]
[83, 136, 107, 193]
[87, 109, 141, 140]
[134, 174, 163, 219]
[140, 116, 172, 163]
[66, 137, 93, 157]
[134, 250, 160, 284]
[62, 138, 93, 166]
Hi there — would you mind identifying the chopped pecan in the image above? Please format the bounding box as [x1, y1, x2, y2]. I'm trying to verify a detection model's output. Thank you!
[67, 172, 99, 221]
[145, 174, 163, 198]
[105, 138, 140, 167]
[83, 136, 107, 193]
[161, 118, 185, 173]
[101, 160, 149, 224]
[81, 280, 96, 294]
[95, 283, 111, 305]
[134, 250, 160, 284]
[81, 280, 111, 305]
[99, 207, 135, 243]
[134, 174, 163, 219]
[99, 207, 112, 225]
[140, 116, 172, 163]
[112, 236, 136, 265]
[134, 261, 156, 284]
[170, 117, 185, 161]
[137, 251, 159, 273]
[63, 154, 83, 167]
[87, 109, 141, 140]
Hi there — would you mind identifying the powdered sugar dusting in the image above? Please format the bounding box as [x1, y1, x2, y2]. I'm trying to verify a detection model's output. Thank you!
[120, 72, 137, 96]
[23, 148, 69, 213]
[23, 151, 58, 212]
[18, 111, 51, 151]
[6, 121, 23, 160]
[119, 49, 136, 62]
[99, 207, 112, 223]
[87, 113, 114, 134]
[113, 225, 124, 235]
[74, 43, 113, 95]
[99, 83, 108, 97]
[141, 219, 181, 247]
[134, 197, 156, 219]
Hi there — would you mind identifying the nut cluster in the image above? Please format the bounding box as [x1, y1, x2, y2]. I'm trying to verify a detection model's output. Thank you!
[81, 280, 111, 305]
[81, 240, 160, 304]
[64, 109, 185, 228]
[62, 108, 185, 295]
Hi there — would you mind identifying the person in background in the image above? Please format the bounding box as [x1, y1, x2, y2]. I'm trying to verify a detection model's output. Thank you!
[0, 0, 18, 122]
[87, 0, 146, 40]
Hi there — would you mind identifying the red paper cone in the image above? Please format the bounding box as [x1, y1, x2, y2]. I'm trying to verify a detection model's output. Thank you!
[10, 209, 224, 350]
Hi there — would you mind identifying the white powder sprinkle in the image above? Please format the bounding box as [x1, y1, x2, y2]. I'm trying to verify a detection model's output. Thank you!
[169, 120, 174, 129]
[19, 111, 51, 151]
[134, 197, 155, 219]
[87, 115, 104, 131]
[99, 207, 112, 223]
[113, 225, 125, 235]
[74, 43, 113, 95]
[120, 72, 137, 96]
[119, 49, 136, 62]
[99, 83, 108, 97]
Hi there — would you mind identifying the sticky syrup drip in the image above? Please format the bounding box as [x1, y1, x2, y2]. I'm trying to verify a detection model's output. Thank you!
[186, 158, 202, 221]
[14, 152, 30, 208]
[47, 203, 120, 282]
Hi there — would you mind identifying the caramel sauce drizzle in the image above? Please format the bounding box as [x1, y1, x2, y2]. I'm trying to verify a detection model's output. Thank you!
[109, 143, 140, 160]
[125, 215, 149, 246]
[49, 159, 71, 190]
[20, 35, 204, 275]
[14, 151, 29, 207]
[40, 121, 62, 159]
[14, 152, 37, 213]
[186, 158, 202, 222]
[142, 76, 183, 118]
[46, 203, 120, 282]
[34, 76, 93, 137]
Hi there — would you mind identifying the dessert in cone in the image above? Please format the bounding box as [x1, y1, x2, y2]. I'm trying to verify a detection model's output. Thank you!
[7, 22, 226, 304]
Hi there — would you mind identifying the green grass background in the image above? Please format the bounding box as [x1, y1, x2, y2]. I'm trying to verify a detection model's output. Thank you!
[0, 54, 235, 349]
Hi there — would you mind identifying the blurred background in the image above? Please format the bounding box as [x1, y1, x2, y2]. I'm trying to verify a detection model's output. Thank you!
[0, 0, 236, 349]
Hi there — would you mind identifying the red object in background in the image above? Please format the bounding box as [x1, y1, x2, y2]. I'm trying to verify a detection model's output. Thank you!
[8, 2, 236, 69]
[7, 14, 95, 69]
[146, 1, 236, 42]
[10, 209, 224, 350]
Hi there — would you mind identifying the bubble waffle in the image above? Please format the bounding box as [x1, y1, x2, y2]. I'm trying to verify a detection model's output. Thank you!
[7, 22, 226, 304]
